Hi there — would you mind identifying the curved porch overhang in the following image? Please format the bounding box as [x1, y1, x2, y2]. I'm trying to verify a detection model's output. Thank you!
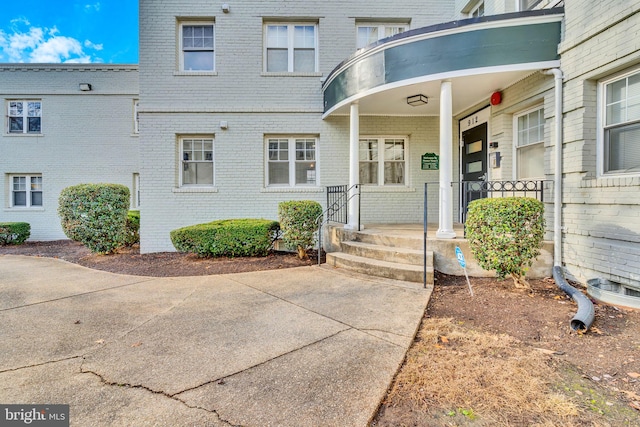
[322, 9, 563, 118]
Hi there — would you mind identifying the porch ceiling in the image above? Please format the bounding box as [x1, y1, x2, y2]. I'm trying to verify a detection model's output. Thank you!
[322, 9, 563, 118]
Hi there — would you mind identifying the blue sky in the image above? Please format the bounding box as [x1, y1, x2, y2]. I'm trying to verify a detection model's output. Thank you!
[0, 1, 138, 63]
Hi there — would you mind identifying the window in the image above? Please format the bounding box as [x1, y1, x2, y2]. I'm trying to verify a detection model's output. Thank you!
[8, 100, 41, 134]
[356, 23, 408, 49]
[181, 137, 214, 186]
[519, 0, 543, 10]
[601, 69, 640, 174]
[515, 107, 545, 179]
[133, 100, 139, 134]
[180, 23, 214, 71]
[133, 173, 140, 208]
[10, 175, 42, 207]
[266, 136, 317, 186]
[264, 23, 317, 73]
[470, 1, 485, 17]
[359, 137, 407, 185]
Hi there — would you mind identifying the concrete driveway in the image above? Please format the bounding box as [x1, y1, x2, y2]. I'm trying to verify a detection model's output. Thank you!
[0, 255, 430, 427]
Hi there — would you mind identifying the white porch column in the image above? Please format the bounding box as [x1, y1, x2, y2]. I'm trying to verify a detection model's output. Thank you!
[346, 102, 360, 230]
[436, 80, 456, 238]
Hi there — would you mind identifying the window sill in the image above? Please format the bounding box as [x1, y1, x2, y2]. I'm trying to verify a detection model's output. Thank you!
[361, 186, 416, 193]
[261, 187, 323, 193]
[4, 207, 45, 212]
[260, 72, 323, 78]
[582, 175, 640, 188]
[4, 133, 44, 137]
[173, 187, 219, 193]
[173, 71, 218, 76]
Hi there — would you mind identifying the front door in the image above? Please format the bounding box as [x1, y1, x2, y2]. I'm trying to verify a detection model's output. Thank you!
[461, 122, 487, 220]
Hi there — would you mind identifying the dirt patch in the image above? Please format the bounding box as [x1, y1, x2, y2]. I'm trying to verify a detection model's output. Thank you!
[2, 241, 639, 425]
[0, 240, 317, 276]
[373, 273, 640, 426]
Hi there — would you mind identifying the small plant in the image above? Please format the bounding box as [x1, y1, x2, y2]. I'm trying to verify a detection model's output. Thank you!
[0, 222, 30, 245]
[58, 183, 130, 254]
[465, 197, 545, 288]
[170, 218, 280, 258]
[278, 200, 323, 259]
[123, 210, 140, 247]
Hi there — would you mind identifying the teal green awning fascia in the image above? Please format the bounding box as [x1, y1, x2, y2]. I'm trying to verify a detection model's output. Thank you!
[322, 9, 563, 118]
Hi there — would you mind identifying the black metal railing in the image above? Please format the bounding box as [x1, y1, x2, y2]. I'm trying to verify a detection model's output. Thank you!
[422, 179, 551, 288]
[316, 184, 361, 265]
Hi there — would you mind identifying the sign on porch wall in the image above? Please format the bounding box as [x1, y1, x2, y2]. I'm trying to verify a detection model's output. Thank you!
[421, 152, 439, 170]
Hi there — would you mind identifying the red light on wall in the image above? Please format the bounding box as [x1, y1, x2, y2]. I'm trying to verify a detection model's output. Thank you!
[490, 91, 502, 106]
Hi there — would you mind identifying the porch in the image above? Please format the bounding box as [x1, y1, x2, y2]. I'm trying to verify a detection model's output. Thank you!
[323, 223, 554, 286]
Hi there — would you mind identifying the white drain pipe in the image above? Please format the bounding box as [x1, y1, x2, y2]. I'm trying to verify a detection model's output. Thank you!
[543, 68, 564, 267]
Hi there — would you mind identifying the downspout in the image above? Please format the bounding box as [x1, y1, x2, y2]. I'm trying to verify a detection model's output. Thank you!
[542, 68, 594, 332]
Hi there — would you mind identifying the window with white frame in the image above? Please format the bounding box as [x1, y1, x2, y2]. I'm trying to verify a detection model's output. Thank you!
[470, 1, 485, 17]
[133, 100, 139, 134]
[180, 137, 214, 186]
[10, 175, 43, 207]
[601, 68, 640, 174]
[264, 23, 317, 73]
[180, 22, 215, 71]
[515, 107, 545, 179]
[8, 100, 41, 134]
[266, 136, 317, 186]
[359, 137, 407, 185]
[356, 23, 408, 49]
[518, 0, 544, 11]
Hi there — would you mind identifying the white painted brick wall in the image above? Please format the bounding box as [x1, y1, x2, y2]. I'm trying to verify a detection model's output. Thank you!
[0, 65, 140, 240]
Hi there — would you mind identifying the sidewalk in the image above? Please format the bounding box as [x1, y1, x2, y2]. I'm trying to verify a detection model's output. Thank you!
[0, 255, 431, 426]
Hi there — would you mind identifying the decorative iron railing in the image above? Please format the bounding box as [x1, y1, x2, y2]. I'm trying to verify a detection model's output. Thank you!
[316, 184, 361, 265]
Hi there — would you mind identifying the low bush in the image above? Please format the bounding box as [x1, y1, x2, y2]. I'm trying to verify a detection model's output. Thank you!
[465, 197, 545, 288]
[170, 218, 280, 258]
[123, 210, 140, 247]
[58, 183, 130, 254]
[0, 222, 31, 245]
[278, 200, 323, 259]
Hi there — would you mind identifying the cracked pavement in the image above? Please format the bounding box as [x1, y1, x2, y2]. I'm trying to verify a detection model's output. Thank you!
[0, 255, 430, 426]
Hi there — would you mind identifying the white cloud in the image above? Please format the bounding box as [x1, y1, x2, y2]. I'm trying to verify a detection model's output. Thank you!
[84, 2, 101, 13]
[0, 21, 102, 63]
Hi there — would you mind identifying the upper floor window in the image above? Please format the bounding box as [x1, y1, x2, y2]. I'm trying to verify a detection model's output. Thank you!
[133, 100, 139, 134]
[359, 137, 407, 186]
[10, 175, 43, 208]
[470, 1, 485, 17]
[515, 107, 545, 179]
[181, 137, 214, 186]
[264, 23, 317, 73]
[180, 22, 215, 71]
[266, 136, 317, 187]
[356, 23, 408, 49]
[600, 68, 640, 175]
[519, 0, 544, 10]
[8, 100, 41, 134]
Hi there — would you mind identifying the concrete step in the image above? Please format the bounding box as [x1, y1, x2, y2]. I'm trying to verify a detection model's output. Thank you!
[341, 241, 433, 266]
[353, 231, 425, 250]
[326, 252, 434, 284]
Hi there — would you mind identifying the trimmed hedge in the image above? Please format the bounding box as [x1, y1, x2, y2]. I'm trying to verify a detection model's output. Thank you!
[170, 218, 280, 258]
[58, 183, 130, 254]
[465, 197, 545, 288]
[0, 222, 31, 245]
[123, 210, 140, 247]
[278, 200, 323, 259]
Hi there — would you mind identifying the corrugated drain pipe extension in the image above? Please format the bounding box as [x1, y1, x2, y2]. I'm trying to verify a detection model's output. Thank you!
[543, 68, 595, 332]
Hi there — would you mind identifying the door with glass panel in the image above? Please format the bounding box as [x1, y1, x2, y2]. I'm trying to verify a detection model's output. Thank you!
[461, 122, 487, 218]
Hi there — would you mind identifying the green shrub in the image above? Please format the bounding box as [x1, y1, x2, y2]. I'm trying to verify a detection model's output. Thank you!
[278, 200, 323, 259]
[465, 197, 545, 288]
[0, 222, 31, 245]
[170, 218, 280, 258]
[123, 210, 140, 247]
[58, 183, 130, 254]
